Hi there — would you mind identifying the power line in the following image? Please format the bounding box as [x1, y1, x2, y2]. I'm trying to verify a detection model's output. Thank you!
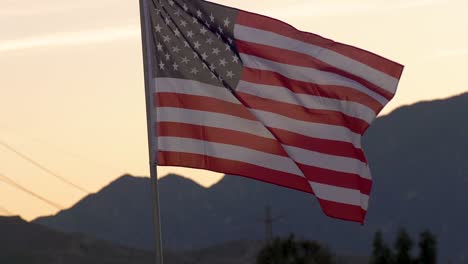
[0, 127, 121, 171]
[0, 140, 91, 194]
[0, 174, 64, 210]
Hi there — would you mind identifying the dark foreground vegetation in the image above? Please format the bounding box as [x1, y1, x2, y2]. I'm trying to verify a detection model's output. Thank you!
[371, 229, 437, 264]
[257, 235, 334, 264]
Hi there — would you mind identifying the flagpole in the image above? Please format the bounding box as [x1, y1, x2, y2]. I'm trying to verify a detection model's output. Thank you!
[139, 0, 164, 263]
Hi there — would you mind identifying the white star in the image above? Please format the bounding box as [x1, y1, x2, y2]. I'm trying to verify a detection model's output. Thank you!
[227, 37, 233, 44]
[192, 17, 198, 24]
[181, 57, 189, 64]
[183, 41, 190, 48]
[211, 72, 217, 79]
[193, 51, 198, 58]
[154, 24, 162, 32]
[201, 52, 208, 60]
[183, 4, 188, 11]
[190, 67, 199, 75]
[200, 27, 208, 35]
[180, 20, 187, 27]
[225, 43, 231, 51]
[226, 71, 234, 78]
[173, 62, 179, 71]
[204, 21, 211, 28]
[202, 63, 208, 69]
[212, 48, 220, 55]
[165, 53, 170, 61]
[209, 64, 216, 71]
[196, 9, 202, 18]
[155, 8, 161, 15]
[165, 17, 171, 25]
[187, 31, 194, 38]
[218, 26, 223, 34]
[209, 13, 215, 22]
[223, 17, 231, 27]
[206, 38, 213, 45]
[157, 43, 163, 51]
[163, 35, 171, 43]
[168, 0, 174, 6]
[159, 61, 165, 70]
[174, 10, 181, 17]
[219, 58, 227, 66]
[194, 41, 201, 49]
[174, 29, 181, 37]
[232, 55, 239, 64]
[172, 46, 180, 53]
[216, 33, 221, 39]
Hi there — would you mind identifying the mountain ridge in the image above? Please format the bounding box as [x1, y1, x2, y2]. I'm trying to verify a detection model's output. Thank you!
[34, 93, 468, 263]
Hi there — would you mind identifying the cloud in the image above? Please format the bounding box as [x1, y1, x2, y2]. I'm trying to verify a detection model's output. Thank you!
[262, 0, 449, 17]
[396, 0, 450, 9]
[0, 0, 115, 16]
[0, 26, 140, 54]
[433, 48, 468, 58]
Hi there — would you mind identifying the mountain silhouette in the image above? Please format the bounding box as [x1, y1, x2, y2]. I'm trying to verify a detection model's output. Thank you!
[0, 215, 157, 263]
[0, 216, 270, 264]
[35, 93, 468, 263]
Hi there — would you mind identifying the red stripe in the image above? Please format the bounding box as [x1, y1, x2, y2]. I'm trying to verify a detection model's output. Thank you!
[236, 11, 404, 80]
[237, 92, 369, 135]
[155, 93, 255, 121]
[268, 128, 367, 163]
[297, 163, 372, 195]
[158, 151, 313, 194]
[157, 122, 288, 156]
[157, 152, 366, 223]
[317, 199, 366, 223]
[156, 121, 370, 193]
[155, 91, 368, 164]
[236, 40, 394, 100]
[241, 67, 383, 114]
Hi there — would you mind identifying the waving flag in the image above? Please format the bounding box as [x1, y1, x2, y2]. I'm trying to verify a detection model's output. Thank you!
[146, 0, 404, 223]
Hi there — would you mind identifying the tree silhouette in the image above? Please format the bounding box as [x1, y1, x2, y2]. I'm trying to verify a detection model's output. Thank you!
[257, 234, 334, 264]
[370, 230, 394, 264]
[417, 230, 437, 264]
[395, 228, 414, 264]
[370, 228, 439, 264]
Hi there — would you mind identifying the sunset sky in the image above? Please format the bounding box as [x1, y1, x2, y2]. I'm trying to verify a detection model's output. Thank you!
[1, 0, 467, 220]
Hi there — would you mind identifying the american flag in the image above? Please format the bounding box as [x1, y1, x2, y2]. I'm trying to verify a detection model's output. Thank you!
[146, 0, 404, 223]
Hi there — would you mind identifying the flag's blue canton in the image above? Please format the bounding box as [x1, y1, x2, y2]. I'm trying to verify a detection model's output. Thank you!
[150, 0, 242, 90]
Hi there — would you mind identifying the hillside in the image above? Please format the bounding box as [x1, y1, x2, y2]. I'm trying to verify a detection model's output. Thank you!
[0, 216, 156, 264]
[35, 93, 468, 263]
[0, 216, 270, 264]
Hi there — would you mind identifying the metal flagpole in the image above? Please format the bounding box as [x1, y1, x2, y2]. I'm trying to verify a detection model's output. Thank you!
[139, 0, 164, 263]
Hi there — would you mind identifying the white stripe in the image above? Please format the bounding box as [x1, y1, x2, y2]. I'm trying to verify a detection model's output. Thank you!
[159, 136, 304, 177]
[284, 145, 371, 180]
[237, 80, 376, 124]
[250, 109, 362, 149]
[240, 53, 388, 106]
[235, 25, 399, 94]
[309, 182, 369, 209]
[154, 77, 239, 104]
[156, 107, 274, 139]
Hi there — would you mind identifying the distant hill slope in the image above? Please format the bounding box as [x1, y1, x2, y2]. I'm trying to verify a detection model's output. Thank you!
[35, 93, 468, 263]
[0, 216, 156, 264]
[0, 217, 365, 264]
[0, 216, 264, 264]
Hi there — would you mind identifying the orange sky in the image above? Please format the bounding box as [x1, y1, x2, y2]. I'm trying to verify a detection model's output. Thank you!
[1, 0, 467, 220]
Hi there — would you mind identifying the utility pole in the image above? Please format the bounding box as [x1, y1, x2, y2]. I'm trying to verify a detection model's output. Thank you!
[264, 206, 273, 243]
[262, 205, 284, 243]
